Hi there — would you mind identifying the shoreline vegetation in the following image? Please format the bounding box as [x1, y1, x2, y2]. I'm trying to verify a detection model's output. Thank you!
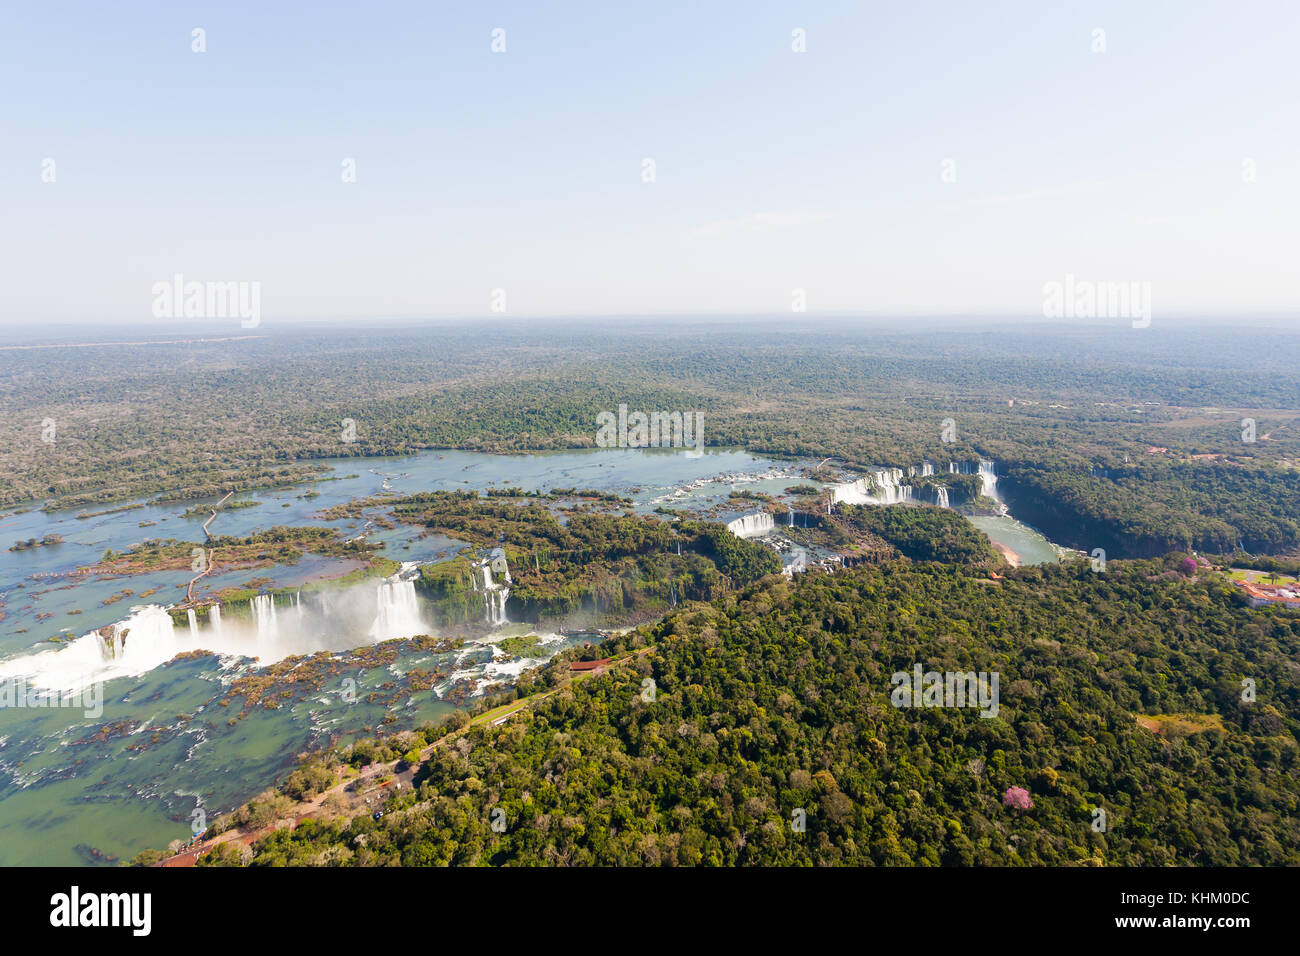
[138, 641, 645, 867]
[15, 475, 1298, 867]
[989, 541, 1021, 567]
[2, 323, 1298, 560]
[3, 322, 1298, 869]
[9, 533, 63, 552]
[88, 526, 389, 581]
[135, 553, 1300, 868]
[119, 486, 1295, 866]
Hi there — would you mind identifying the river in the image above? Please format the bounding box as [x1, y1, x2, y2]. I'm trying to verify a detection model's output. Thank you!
[0, 448, 1060, 864]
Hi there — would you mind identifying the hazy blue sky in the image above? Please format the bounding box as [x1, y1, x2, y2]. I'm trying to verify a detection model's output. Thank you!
[2, 1, 1297, 325]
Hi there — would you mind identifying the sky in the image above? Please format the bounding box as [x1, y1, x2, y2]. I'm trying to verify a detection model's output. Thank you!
[1, 0, 1297, 326]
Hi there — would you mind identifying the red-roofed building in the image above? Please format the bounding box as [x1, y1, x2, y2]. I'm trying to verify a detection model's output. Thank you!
[1238, 581, 1300, 609]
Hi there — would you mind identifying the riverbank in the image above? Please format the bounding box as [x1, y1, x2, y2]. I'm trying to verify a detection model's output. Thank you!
[151, 644, 653, 867]
[990, 540, 1022, 567]
[968, 515, 1061, 567]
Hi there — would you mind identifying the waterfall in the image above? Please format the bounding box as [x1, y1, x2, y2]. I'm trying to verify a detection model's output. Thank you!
[95, 624, 124, 661]
[877, 468, 913, 505]
[788, 507, 795, 527]
[0, 569, 441, 695]
[921, 461, 934, 477]
[727, 512, 775, 538]
[295, 590, 303, 623]
[830, 477, 872, 506]
[949, 461, 957, 474]
[252, 594, 279, 641]
[370, 577, 424, 640]
[472, 556, 511, 627]
[0, 603, 212, 695]
[0, 605, 174, 693]
[78, 606, 177, 670]
[978, 459, 1001, 502]
[489, 589, 507, 625]
[936, 486, 950, 508]
[830, 468, 915, 506]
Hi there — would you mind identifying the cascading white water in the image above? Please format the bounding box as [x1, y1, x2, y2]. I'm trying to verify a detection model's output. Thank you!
[0, 605, 180, 694]
[481, 567, 509, 626]
[936, 486, 950, 508]
[788, 507, 795, 527]
[830, 477, 869, 505]
[370, 578, 425, 640]
[96, 623, 125, 660]
[727, 512, 775, 538]
[830, 468, 921, 506]
[877, 468, 913, 505]
[488, 589, 508, 626]
[93, 608, 175, 663]
[0, 571, 431, 695]
[472, 557, 511, 627]
[252, 593, 279, 641]
[977, 459, 1008, 514]
[921, 461, 934, 477]
[978, 459, 1001, 501]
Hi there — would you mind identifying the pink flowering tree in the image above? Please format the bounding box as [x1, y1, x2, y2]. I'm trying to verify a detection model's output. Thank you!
[1003, 786, 1033, 810]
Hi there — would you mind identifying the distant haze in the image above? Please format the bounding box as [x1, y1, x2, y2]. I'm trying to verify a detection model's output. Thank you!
[1, 1, 1297, 325]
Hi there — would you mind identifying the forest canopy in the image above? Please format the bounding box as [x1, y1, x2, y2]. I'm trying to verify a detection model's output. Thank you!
[221, 557, 1299, 867]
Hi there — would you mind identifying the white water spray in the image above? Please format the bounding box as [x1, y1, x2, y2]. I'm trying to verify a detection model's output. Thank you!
[0, 569, 432, 694]
[252, 593, 279, 641]
[831, 469, 913, 506]
[473, 555, 511, 627]
[370, 576, 425, 640]
[727, 512, 775, 538]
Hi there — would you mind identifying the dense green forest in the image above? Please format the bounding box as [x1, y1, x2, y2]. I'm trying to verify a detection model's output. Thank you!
[376, 490, 782, 625]
[4, 321, 1298, 560]
[831, 503, 1004, 566]
[200, 556, 1298, 866]
[1002, 459, 1300, 556]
